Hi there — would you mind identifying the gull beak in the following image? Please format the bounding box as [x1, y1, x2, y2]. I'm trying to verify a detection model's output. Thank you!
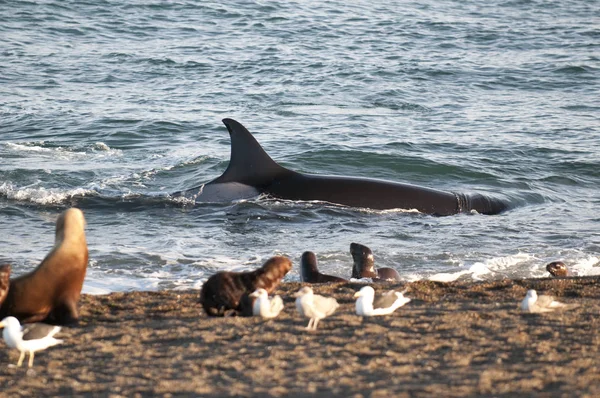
[353, 291, 362, 298]
[249, 291, 259, 298]
[0, 321, 5, 329]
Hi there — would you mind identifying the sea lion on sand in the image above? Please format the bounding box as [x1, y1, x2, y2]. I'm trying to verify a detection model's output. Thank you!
[0, 208, 88, 325]
[199, 256, 292, 317]
[0, 264, 10, 306]
[350, 243, 401, 282]
[546, 261, 569, 277]
[300, 251, 346, 283]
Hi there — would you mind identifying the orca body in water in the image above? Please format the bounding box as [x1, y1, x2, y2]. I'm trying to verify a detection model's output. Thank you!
[179, 118, 508, 216]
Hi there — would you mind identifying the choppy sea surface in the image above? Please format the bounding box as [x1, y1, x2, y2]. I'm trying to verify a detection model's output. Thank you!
[1, 0, 598, 294]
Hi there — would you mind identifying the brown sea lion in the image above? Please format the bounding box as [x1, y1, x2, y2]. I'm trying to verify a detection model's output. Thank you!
[0, 264, 10, 306]
[546, 261, 569, 277]
[199, 256, 292, 317]
[0, 208, 88, 325]
[300, 251, 346, 284]
[350, 242, 401, 282]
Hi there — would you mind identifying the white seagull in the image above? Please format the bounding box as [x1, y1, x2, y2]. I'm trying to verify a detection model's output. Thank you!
[249, 288, 284, 319]
[354, 286, 411, 316]
[520, 289, 576, 313]
[294, 286, 339, 331]
[0, 316, 63, 367]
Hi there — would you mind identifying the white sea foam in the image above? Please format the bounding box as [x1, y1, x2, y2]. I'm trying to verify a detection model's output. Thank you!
[405, 253, 536, 283]
[82, 276, 159, 294]
[4, 141, 122, 159]
[80, 252, 600, 294]
[568, 256, 600, 276]
[0, 182, 95, 205]
[93, 142, 110, 151]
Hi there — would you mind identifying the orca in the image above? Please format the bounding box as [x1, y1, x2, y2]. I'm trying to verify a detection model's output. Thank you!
[180, 118, 509, 216]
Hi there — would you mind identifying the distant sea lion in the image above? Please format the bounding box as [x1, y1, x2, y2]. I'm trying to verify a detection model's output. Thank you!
[0, 208, 88, 325]
[546, 261, 569, 277]
[0, 264, 10, 306]
[350, 243, 401, 282]
[300, 252, 346, 284]
[199, 256, 292, 317]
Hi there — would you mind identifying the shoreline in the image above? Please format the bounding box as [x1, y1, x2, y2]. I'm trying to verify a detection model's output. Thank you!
[1, 276, 599, 397]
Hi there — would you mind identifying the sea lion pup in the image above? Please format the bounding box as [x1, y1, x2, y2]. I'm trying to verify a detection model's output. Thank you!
[546, 261, 569, 277]
[199, 256, 292, 317]
[0, 264, 10, 306]
[300, 251, 346, 283]
[350, 243, 401, 282]
[0, 208, 88, 325]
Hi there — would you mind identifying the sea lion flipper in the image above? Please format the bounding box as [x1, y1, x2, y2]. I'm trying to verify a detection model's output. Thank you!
[48, 300, 79, 325]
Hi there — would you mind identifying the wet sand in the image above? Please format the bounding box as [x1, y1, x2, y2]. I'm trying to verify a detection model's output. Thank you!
[1, 276, 599, 397]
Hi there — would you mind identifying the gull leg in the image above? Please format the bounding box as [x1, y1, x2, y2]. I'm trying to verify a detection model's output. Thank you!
[305, 319, 313, 330]
[28, 352, 35, 368]
[313, 318, 319, 330]
[17, 352, 25, 367]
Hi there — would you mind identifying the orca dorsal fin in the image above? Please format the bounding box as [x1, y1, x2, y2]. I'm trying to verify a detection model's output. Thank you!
[211, 118, 292, 186]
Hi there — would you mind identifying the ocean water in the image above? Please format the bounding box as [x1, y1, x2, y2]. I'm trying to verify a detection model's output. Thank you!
[1, 0, 598, 294]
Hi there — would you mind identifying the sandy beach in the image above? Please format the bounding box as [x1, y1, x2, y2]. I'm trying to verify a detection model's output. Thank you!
[1, 276, 599, 397]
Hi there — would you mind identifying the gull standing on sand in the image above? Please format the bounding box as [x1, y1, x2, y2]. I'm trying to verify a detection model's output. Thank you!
[294, 287, 339, 331]
[0, 316, 63, 367]
[249, 288, 284, 319]
[354, 286, 411, 316]
[520, 289, 577, 313]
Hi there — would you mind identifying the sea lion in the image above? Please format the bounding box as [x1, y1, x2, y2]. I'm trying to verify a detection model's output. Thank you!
[0, 264, 10, 307]
[350, 243, 401, 282]
[300, 251, 346, 283]
[546, 261, 569, 277]
[0, 208, 88, 325]
[199, 256, 292, 317]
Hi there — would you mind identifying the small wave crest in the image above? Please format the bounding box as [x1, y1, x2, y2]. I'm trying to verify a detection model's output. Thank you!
[4, 141, 122, 159]
[0, 182, 96, 205]
[405, 253, 536, 282]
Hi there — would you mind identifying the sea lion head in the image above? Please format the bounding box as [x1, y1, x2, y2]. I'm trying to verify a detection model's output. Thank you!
[55, 208, 87, 247]
[350, 242, 376, 279]
[256, 256, 292, 292]
[546, 261, 568, 277]
[300, 251, 318, 282]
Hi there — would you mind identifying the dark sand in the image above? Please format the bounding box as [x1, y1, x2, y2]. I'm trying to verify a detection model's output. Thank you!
[1, 277, 599, 397]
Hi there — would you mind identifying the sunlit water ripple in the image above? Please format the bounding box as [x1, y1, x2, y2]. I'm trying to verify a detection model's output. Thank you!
[0, 0, 598, 293]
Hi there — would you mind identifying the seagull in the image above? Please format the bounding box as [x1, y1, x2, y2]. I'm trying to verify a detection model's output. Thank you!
[294, 286, 339, 331]
[0, 316, 63, 367]
[520, 289, 577, 313]
[249, 288, 284, 319]
[354, 286, 411, 316]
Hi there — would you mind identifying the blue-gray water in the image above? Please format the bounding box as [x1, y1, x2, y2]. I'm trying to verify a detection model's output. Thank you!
[1, 0, 599, 293]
